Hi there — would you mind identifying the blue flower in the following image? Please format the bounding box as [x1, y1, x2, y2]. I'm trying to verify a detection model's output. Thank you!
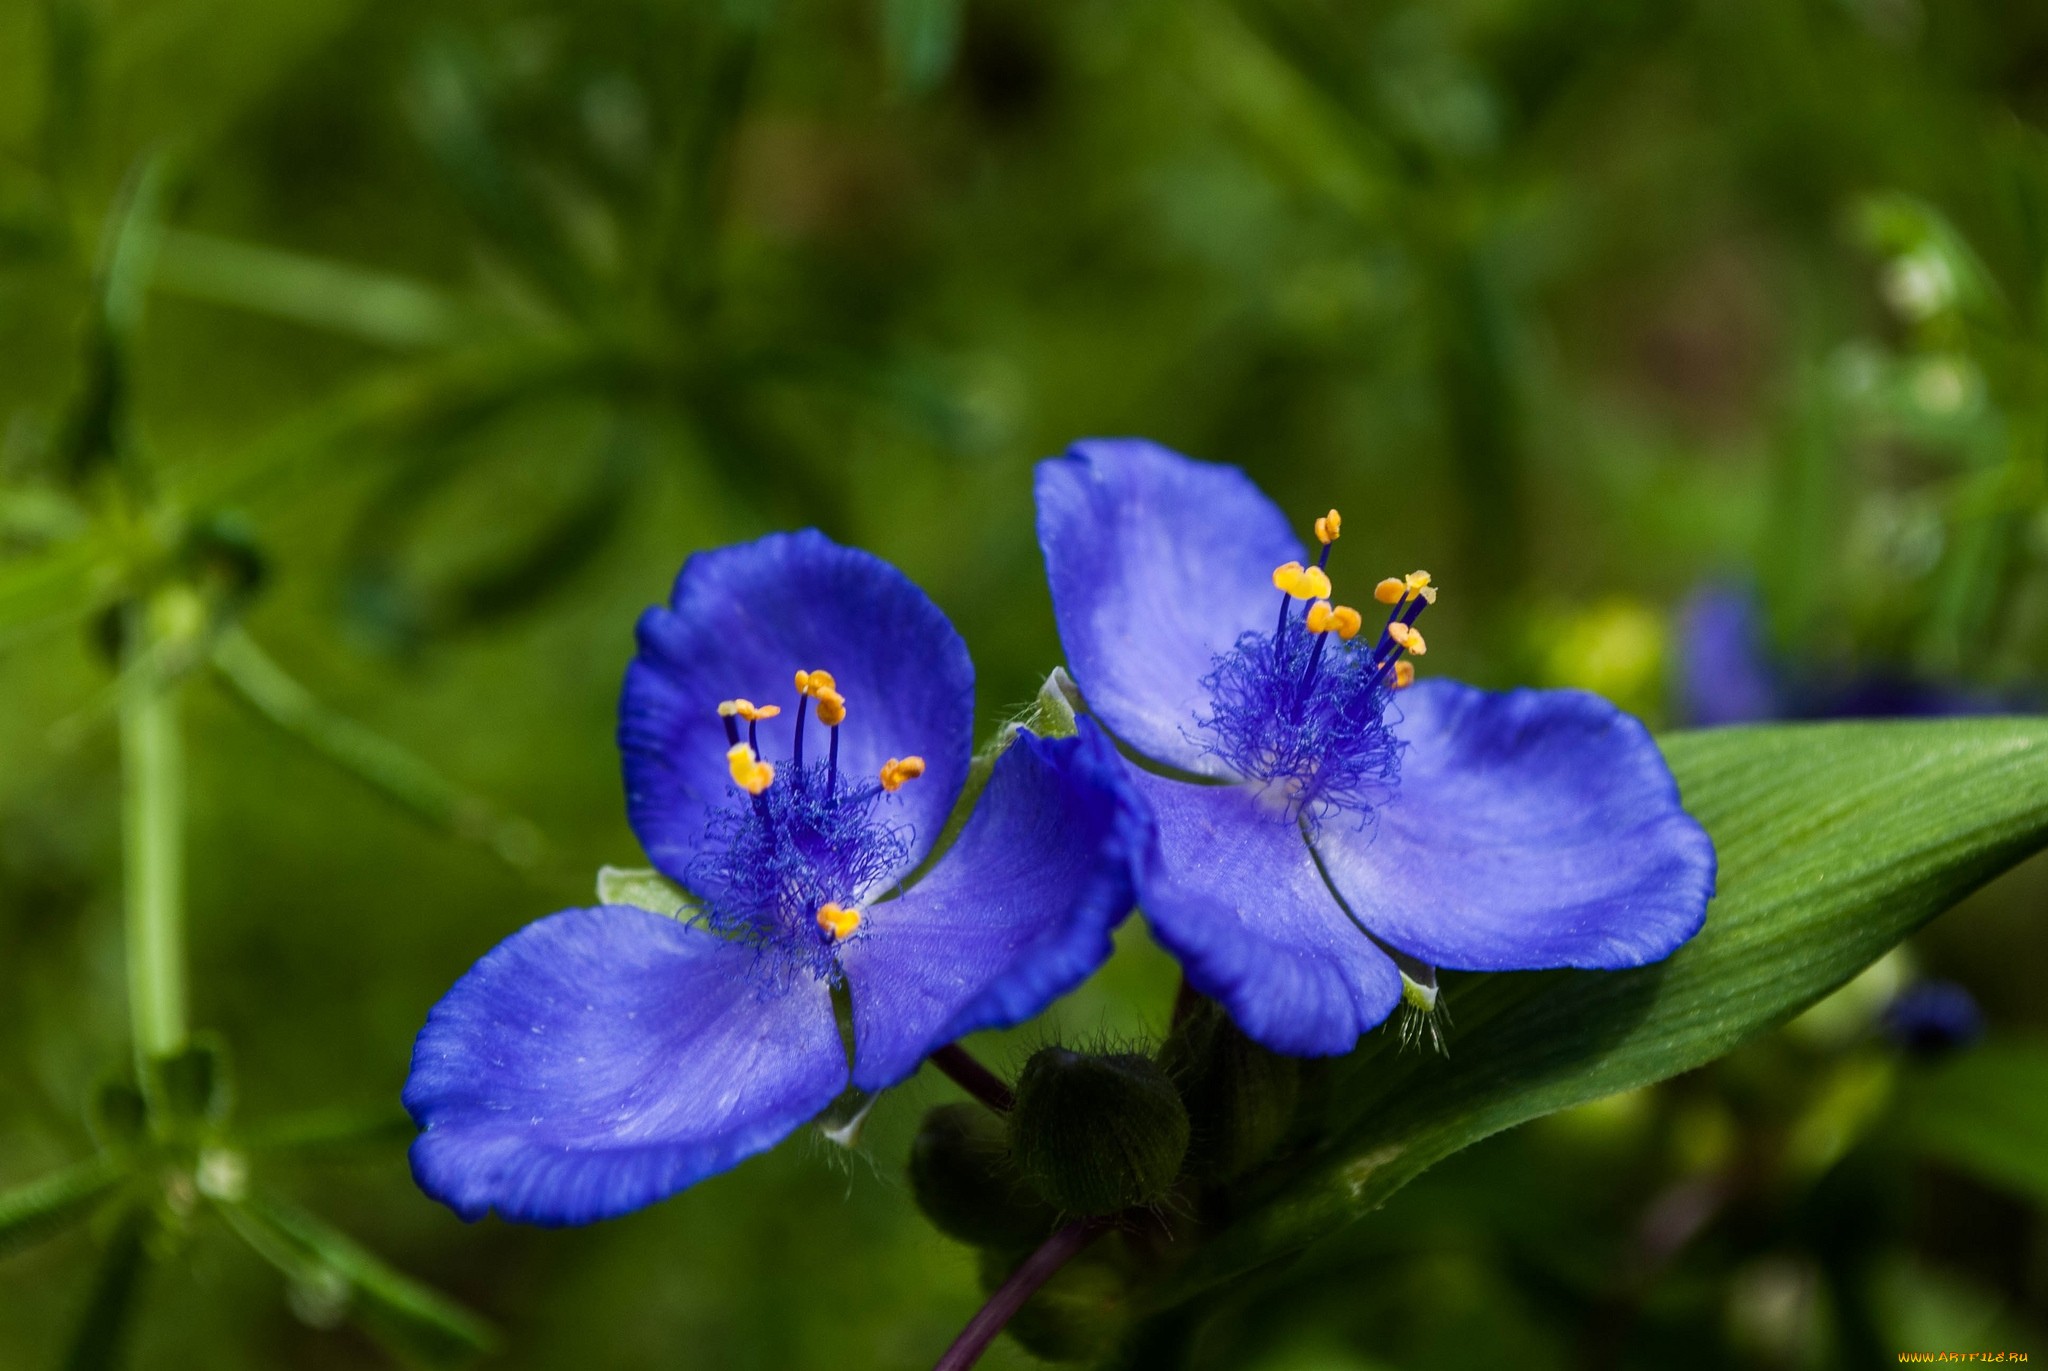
[1036, 439, 1717, 1057]
[404, 531, 1138, 1225]
[1677, 585, 2022, 726]
[1880, 979, 1985, 1057]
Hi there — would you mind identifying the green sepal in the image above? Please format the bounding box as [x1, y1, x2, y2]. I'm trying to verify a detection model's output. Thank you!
[908, 1103, 1059, 1250]
[595, 865, 696, 919]
[1010, 1048, 1190, 1216]
[221, 1190, 497, 1366]
[0, 1153, 127, 1258]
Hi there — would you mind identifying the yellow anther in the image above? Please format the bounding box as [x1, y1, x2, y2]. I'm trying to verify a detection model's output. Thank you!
[1272, 562, 1333, 601]
[1306, 602, 1364, 640]
[794, 668, 839, 698]
[1386, 621, 1426, 656]
[1315, 509, 1342, 545]
[717, 699, 744, 717]
[1374, 570, 1438, 606]
[720, 699, 780, 722]
[725, 743, 776, 795]
[1393, 660, 1416, 689]
[816, 902, 862, 941]
[815, 688, 847, 727]
[879, 756, 927, 792]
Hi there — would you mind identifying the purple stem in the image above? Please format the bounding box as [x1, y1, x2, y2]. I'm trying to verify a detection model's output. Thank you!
[929, 1043, 1015, 1113]
[931, 1220, 1109, 1371]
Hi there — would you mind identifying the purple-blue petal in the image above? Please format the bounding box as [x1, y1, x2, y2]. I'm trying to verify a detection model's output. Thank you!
[1123, 766, 1402, 1057]
[840, 719, 1141, 1093]
[619, 530, 974, 885]
[1314, 682, 1716, 973]
[404, 906, 845, 1226]
[1036, 439, 1303, 775]
[1676, 584, 1785, 727]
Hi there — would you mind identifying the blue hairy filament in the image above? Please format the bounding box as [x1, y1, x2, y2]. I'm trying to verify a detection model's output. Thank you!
[688, 762, 911, 982]
[1194, 624, 1405, 830]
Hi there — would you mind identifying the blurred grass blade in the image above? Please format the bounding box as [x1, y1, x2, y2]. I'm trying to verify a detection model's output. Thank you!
[1903, 1039, 2048, 1207]
[61, 1208, 150, 1371]
[226, 1191, 496, 1366]
[153, 230, 471, 350]
[1145, 717, 2048, 1316]
[209, 627, 542, 871]
[0, 1154, 123, 1257]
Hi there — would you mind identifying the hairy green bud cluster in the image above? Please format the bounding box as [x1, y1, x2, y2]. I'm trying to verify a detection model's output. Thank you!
[1008, 1047, 1190, 1216]
[907, 1103, 1057, 1250]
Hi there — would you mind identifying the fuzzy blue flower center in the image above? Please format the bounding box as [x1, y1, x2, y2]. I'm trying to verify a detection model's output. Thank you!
[685, 673, 926, 980]
[1192, 515, 1434, 829]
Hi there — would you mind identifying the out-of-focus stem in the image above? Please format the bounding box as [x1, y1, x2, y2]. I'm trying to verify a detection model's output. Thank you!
[121, 598, 186, 1065]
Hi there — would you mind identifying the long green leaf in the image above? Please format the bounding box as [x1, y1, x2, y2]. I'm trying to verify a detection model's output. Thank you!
[1145, 717, 2048, 1313]
[0, 1154, 124, 1257]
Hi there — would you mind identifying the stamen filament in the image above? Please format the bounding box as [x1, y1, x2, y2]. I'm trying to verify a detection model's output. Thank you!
[793, 696, 809, 775]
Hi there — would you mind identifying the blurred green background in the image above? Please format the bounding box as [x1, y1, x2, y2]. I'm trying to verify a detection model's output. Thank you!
[5, 0, 2048, 1365]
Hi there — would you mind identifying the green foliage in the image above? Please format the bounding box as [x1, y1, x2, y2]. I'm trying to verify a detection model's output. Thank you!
[0, 1156, 124, 1258]
[1905, 1040, 2048, 1209]
[223, 1192, 498, 1366]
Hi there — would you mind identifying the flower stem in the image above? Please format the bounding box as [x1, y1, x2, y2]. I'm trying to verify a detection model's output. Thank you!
[929, 1044, 1014, 1113]
[931, 1219, 1107, 1371]
[121, 600, 187, 1066]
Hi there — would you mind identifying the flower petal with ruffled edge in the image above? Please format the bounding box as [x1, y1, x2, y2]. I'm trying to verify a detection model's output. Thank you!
[619, 530, 975, 886]
[839, 719, 1142, 1092]
[1037, 439, 1303, 776]
[1123, 766, 1401, 1056]
[1312, 682, 1717, 973]
[404, 906, 846, 1226]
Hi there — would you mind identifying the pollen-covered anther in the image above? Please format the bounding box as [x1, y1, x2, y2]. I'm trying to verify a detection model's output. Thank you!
[1386, 622, 1426, 656]
[1314, 509, 1342, 545]
[794, 668, 838, 698]
[719, 698, 781, 722]
[879, 756, 926, 792]
[815, 902, 861, 941]
[725, 743, 776, 795]
[1272, 562, 1333, 601]
[1306, 601, 1363, 640]
[1393, 660, 1416, 689]
[1374, 570, 1437, 606]
[815, 688, 847, 727]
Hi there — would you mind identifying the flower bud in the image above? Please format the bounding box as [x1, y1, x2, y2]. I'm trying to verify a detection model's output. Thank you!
[977, 1244, 1128, 1363]
[908, 1104, 1057, 1250]
[1008, 1048, 1189, 1215]
[1160, 1000, 1300, 1183]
